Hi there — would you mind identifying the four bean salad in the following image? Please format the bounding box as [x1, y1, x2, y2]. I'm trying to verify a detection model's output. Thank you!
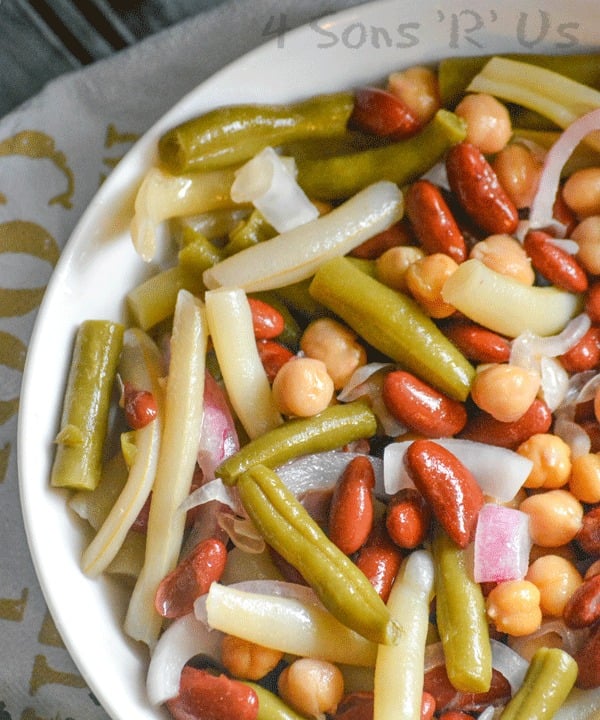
[51, 52, 600, 720]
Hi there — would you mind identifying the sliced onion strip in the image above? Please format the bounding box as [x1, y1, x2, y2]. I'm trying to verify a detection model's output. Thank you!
[146, 612, 223, 705]
[529, 108, 600, 234]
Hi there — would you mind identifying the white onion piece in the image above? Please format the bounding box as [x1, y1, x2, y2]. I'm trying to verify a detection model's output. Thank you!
[230, 147, 318, 233]
[573, 371, 600, 405]
[554, 414, 591, 459]
[383, 439, 533, 502]
[276, 451, 385, 497]
[179, 478, 240, 515]
[529, 108, 600, 234]
[338, 363, 406, 437]
[490, 639, 529, 696]
[554, 687, 600, 720]
[338, 363, 392, 401]
[547, 237, 580, 255]
[510, 618, 588, 660]
[217, 513, 265, 554]
[473, 504, 531, 583]
[477, 707, 496, 720]
[146, 612, 223, 705]
[539, 356, 570, 412]
[510, 314, 591, 369]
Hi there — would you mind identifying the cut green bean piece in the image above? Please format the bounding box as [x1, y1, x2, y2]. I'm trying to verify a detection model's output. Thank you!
[432, 526, 492, 694]
[226, 209, 277, 256]
[439, 52, 600, 108]
[238, 464, 398, 645]
[158, 92, 355, 174]
[296, 109, 466, 200]
[499, 647, 578, 720]
[216, 400, 377, 485]
[51, 320, 124, 491]
[309, 256, 474, 401]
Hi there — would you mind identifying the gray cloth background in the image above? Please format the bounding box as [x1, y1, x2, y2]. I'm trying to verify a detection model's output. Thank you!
[0, 2, 365, 718]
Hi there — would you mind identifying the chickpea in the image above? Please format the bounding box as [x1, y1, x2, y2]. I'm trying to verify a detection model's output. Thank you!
[300, 317, 367, 390]
[517, 433, 572, 490]
[375, 245, 424, 292]
[525, 554, 583, 617]
[469, 234, 535, 285]
[573, 216, 600, 275]
[271, 357, 334, 417]
[277, 658, 345, 718]
[519, 489, 584, 547]
[486, 579, 542, 636]
[569, 452, 600, 504]
[492, 142, 542, 209]
[404, 252, 458, 319]
[387, 66, 440, 124]
[563, 167, 600, 218]
[455, 93, 512, 154]
[220, 635, 284, 680]
[470, 363, 540, 423]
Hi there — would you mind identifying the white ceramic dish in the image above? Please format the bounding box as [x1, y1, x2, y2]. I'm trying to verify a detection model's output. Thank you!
[17, 1, 600, 718]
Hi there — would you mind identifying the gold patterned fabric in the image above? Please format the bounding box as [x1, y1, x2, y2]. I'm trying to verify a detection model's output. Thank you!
[0, 2, 363, 718]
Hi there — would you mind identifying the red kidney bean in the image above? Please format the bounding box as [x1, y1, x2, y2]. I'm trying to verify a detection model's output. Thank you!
[386, 487, 431, 549]
[247, 297, 285, 339]
[122, 381, 158, 429]
[442, 319, 511, 364]
[459, 398, 552, 449]
[404, 439, 484, 548]
[256, 339, 294, 382]
[154, 537, 227, 619]
[445, 142, 519, 236]
[350, 87, 421, 139]
[382, 370, 467, 438]
[166, 666, 259, 720]
[355, 519, 404, 602]
[423, 665, 511, 715]
[559, 326, 600, 373]
[405, 179, 467, 263]
[328, 456, 375, 555]
[524, 229, 588, 293]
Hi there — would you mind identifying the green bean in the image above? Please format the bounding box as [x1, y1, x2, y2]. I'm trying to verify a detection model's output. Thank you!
[438, 52, 600, 109]
[499, 647, 578, 720]
[245, 682, 307, 720]
[237, 464, 399, 645]
[309, 256, 474, 401]
[177, 230, 225, 271]
[158, 92, 355, 174]
[295, 109, 466, 200]
[432, 526, 492, 694]
[225, 209, 277, 257]
[216, 400, 377, 485]
[51, 320, 124, 491]
[271, 278, 328, 319]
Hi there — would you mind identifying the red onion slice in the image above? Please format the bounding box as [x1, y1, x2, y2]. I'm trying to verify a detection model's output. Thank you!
[473, 504, 531, 583]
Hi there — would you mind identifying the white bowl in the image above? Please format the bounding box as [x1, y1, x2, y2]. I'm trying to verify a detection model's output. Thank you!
[17, 1, 600, 719]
